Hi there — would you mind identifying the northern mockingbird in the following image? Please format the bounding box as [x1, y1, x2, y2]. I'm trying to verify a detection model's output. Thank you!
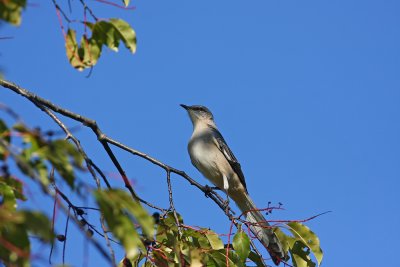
[181, 104, 287, 265]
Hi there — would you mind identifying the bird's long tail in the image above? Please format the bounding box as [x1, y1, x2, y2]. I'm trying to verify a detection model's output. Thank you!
[234, 193, 287, 265]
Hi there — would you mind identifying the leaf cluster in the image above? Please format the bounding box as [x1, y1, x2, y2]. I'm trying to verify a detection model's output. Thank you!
[0, 119, 85, 266]
[0, 0, 136, 71]
[95, 188, 265, 267]
[95, 190, 322, 267]
[10, 123, 84, 189]
[66, 19, 136, 71]
[276, 223, 323, 267]
[0, 0, 26, 26]
[96, 188, 324, 267]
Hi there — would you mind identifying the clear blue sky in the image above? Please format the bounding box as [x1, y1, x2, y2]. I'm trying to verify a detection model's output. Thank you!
[1, 0, 399, 266]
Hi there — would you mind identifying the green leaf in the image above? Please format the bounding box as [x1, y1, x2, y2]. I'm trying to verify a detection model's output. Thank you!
[232, 229, 250, 262]
[0, 210, 52, 267]
[87, 20, 120, 52]
[21, 211, 54, 242]
[41, 140, 75, 188]
[66, 29, 84, 71]
[155, 223, 168, 245]
[0, 222, 30, 267]
[37, 139, 84, 189]
[12, 123, 28, 133]
[274, 227, 294, 254]
[0, 0, 26, 26]
[109, 19, 136, 53]
[0, 182, 17, 211]
[95, 189, 154, 258]
[88, 19, 136, 54]
[287, 222, 323, 266]
[12, 126, 82, 189]
[65, 29, 100, 71]
[58, 140, 84, 170]
[162, 212, 183, 233]
[189, 248, 203, 267]
[182, 228, 210, 249]
[81, 35, 101, 67]
[208, 250, 243, 267]
[290, 241, 315, 267]
[205, 230, 224, 250]
[0, 176, 26, 201]
[33, 158, 49, 187]
[247, 251, 265, 267]
[13, 128, 49, 187]
[0, 119, 10, 160]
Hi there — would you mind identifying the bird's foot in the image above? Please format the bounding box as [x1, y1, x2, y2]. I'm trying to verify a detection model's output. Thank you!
[203, 185, 220, 197]
[222, 198, 230, 214]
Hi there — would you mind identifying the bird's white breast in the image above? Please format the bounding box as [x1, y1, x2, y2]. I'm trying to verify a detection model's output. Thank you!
[188, 132, 223, 188]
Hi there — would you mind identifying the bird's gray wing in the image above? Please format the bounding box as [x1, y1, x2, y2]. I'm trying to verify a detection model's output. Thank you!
[210, 125, 248, 193]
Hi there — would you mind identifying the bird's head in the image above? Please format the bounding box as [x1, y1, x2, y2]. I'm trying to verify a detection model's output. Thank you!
[180, 104, 215, 126]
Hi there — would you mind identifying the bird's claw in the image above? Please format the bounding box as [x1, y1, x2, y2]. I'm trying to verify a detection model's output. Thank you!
[204, 185, 219, 197]
[222, 199, 230, 214]
[204, 185, 213, 197]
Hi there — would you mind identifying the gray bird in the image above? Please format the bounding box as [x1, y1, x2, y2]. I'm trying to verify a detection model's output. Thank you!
[181, 104, 287, 265]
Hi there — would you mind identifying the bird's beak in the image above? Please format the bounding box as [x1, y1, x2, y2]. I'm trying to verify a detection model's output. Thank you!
[180, 104, 189, 110]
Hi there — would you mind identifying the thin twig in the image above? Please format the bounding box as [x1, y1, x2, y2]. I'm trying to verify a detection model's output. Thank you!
[75, 206, 101, 211]
[56, 194, 113, 263]
[90, 161, 112, 188]
[62, 206, 71, 264]
[51, 0, 72, 23]
[49, 189, 58, 264]
[166, 170, 181, 235]
[78, 0, 98, 20]
[54, 186, 120, 245]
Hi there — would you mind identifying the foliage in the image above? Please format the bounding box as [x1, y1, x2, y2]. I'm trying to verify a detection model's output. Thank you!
[11, 123, 84, 189]
[0, 0, 136, 71]
[111, 209, 324, 267]
[0, 119, 60, 266]
[114, 210, 257, 267]
[0, 0, 26, 26]
[66, 19, 136, 71]
[0, 112, 324, 266]
[95, 189, 153, 259]
[275, 223, 323, 267]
